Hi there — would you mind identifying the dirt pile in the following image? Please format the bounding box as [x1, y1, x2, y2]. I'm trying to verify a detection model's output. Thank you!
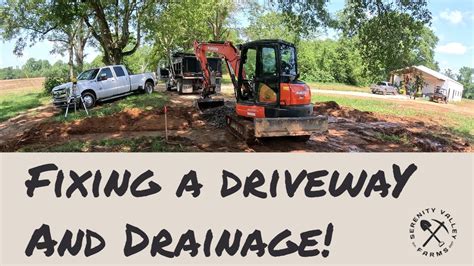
[314, 101, 378, 122]
[1, 106, 197, 151]
[66, 107, 190, 135]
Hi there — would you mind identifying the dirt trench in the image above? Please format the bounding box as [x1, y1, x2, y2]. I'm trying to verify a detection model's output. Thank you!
[0, 92, 471, 152]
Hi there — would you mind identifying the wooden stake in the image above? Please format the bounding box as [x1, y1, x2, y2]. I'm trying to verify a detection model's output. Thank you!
[164, 105, 168, 142]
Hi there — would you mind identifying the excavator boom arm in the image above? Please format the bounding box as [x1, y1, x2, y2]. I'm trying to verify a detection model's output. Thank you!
[193, 41, 243, 96]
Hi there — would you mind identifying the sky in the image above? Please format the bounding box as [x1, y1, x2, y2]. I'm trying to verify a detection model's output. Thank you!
[0, 0, 473, 74]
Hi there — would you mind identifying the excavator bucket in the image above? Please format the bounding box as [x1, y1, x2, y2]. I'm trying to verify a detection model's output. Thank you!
[253, 115, 328, 137]
[196, 97, 225, 110]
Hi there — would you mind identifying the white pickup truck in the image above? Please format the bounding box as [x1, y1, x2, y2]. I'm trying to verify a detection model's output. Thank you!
[52, 65, 156, 108]
[370, 81, 398, 95]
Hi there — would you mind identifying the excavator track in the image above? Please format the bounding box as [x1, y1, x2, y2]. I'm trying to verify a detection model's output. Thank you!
[225, 114, 328, 143]
[225, 114, 256, 143]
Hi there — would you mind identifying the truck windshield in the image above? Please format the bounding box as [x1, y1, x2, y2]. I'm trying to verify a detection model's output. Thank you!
[77, 68, 100, 80]
[280, 44, 297, 76]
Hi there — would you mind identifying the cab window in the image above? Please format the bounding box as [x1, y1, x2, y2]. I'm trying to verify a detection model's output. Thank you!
[98, 68, 113, 79]
[280, 44, 297, 76]
[243, 48, 257, 80]
[261, 47, 276, 76]
[113, 66, 126, 77]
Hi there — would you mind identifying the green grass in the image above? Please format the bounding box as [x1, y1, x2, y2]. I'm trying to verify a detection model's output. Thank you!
[19, 136, 186, 152]
[313, 94, 474, 143]
[315, 94, 420, 116]
[374, 132, 410, 145]
[222, 77, 370, 93]
[308, 82, 370, 93]
[54, 92, 169, 121]
[0, 90, 50, 122]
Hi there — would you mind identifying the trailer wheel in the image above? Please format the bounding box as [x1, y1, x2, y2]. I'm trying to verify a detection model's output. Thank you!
[177, 79, 183, 95]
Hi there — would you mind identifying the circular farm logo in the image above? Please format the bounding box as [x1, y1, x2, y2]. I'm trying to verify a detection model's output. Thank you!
[409, 208, 458, 257]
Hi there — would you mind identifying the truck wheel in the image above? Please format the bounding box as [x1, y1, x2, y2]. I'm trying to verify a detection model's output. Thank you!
[144, 81, 154, 94]
[81, 92, 96, 109]
[177, 79, 183, 95]
[166, 80, 172, 91]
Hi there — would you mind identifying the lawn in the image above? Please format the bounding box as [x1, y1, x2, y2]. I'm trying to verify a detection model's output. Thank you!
[0, 89, 50, 122]
[221, 75, 372, 94]
[54, 92, 169, 121]
[313, 94, 474, 143]
[308, 82, 371, 93]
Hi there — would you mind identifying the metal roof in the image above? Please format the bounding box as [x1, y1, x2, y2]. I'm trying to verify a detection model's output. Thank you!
[242, 39, 295, 47]
[393, 65, 463, 86]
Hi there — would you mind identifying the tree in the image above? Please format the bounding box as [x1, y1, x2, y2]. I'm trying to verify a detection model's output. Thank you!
[457, 67, 474, 99]
[48, 24, 78, 79]
[80, 0, 152, 65]
[0, 0, 91, 78]
[143, 0, 234, 68]
[408, 26, 439, 71]
[339, 1, 433, 81]
[22, 58, 43, 75]
[207, 0, 234, 41]
[0, 67, 22, 79]
[74, 18, 92, 74]
[245, 10, 299, 43]
[124, 45, 153, 73]
[269, 0, 332, 39]
[458, 67, 474, 84]
[443, 69, 456, 79]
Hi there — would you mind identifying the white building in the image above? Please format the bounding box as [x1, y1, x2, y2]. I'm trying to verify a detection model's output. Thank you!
[390, 65, 464, 101]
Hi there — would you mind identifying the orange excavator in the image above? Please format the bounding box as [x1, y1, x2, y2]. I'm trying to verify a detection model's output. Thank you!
[193, 39, 327, 141]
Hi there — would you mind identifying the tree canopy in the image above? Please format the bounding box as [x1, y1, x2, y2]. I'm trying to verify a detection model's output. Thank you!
[1, 0, 471, 98]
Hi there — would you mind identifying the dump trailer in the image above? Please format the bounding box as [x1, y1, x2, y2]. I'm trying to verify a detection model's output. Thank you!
[164, 52, 222, 94]
[193, 40, 328, 142]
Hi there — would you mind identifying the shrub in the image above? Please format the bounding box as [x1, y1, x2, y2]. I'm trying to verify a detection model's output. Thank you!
[43, 75, 68, 94]
[43, 65, 69, 94]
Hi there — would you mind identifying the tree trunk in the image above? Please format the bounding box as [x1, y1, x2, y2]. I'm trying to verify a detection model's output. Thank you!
[102, 47, 123, 65]
[74, 19, 90, 73]
[68, 43, 74, 80]
[83, 1, 143, 66]
[74, 47, 84, 73]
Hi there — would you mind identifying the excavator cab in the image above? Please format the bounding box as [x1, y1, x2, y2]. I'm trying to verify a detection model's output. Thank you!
[238, 40, 296, 103]
[235, 40, 313, 119]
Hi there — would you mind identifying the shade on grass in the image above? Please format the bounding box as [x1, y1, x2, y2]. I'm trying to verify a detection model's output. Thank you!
[0, 91, 49, 122]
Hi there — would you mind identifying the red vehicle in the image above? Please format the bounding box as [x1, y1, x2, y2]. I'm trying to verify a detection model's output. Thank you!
[193, 39, 327, 141]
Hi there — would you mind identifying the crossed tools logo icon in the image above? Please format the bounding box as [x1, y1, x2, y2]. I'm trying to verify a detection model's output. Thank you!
[409, 208, 458, 257]
[420, 219, 449, 248]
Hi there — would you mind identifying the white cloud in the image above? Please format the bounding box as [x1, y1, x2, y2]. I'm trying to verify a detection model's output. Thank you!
[435, 42, 468, 55]
[439, 9, 463, 24]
